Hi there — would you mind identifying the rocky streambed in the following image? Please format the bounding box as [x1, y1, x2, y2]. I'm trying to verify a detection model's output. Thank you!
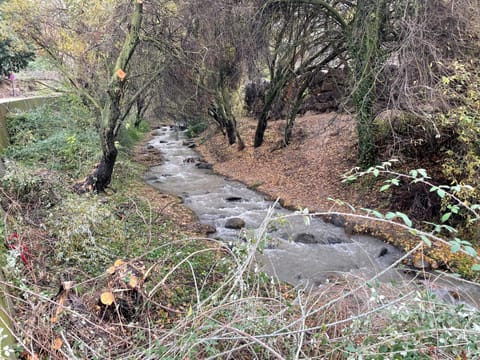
[145, 126, 405, 286]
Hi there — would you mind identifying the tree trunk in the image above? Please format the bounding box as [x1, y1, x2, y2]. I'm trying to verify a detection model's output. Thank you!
[236, 128, 245, 150]
[134, 96, 146, 128]
[76, 1, 143, 193]
[225, 119, 236, 145]
[349, 0, 386, 168]
[254, 72, 289, 147]
[94, 95, 121, 191]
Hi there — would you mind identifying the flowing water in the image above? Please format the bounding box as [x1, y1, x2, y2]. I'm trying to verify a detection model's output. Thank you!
[145, 127, 480, 307]
[145, 126, 405, 286]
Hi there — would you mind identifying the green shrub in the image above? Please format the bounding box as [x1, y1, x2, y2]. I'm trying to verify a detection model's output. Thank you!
[117, 119, 150, 150]
[4, 96, 99, 176]
[0, 161, 59, 205]
[341, 291, 480, 359]
[187, 118, 208, 137]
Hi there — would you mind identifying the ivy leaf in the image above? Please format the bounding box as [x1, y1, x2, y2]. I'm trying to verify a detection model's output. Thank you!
[436, 189, 447, 198]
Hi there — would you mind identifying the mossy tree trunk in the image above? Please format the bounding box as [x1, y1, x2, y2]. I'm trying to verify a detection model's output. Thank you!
[254, 70, 290, 147]
[91, 1, 143, 192]
[208, 67, 245, 150]
[209, 90, 245, 150]
[349, 0, 386, 168]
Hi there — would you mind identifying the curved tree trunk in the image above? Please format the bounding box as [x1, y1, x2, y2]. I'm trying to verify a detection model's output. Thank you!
[76, 1, 143, 193]
[254, 70, 291, 147]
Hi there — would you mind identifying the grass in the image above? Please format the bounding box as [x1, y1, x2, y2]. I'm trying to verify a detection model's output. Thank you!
[0, 96, 479, 359]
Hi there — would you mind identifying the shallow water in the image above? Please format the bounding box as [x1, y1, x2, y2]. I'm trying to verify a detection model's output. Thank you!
[145, 127, 405, 287]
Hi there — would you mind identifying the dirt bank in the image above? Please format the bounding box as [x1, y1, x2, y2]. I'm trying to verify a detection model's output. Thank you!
[197, 113, 375, 213]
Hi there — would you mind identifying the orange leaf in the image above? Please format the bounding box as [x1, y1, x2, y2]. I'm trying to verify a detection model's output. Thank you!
[116, 69, 126, 81]
[128, 276, 138, 289]
[52, 338, 63, 351]
[114, 259, 126, 267]
[25, 353, 40, 360]
[107, 266, 116, 275]
[100, 292, 115, 306]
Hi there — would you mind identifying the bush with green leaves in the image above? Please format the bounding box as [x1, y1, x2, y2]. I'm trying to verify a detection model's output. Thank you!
[341, 290, 480, 359]
[0, 29, 34, 76]
[343, 160, 480, 280]
[46, 194, 127, 275]
[437, 60, 480, 241]
[4, 96, 99, 176]
[187, 117, 209, 138]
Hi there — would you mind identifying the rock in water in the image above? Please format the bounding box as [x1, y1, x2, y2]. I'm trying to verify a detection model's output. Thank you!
[378, 247, 388, 257]
[225, 218, 246, 229]
[330, 214, 346, 227]
[225, 196, 242, 202]
[196, 162, 213, 169]
[293, 233, 316, 244]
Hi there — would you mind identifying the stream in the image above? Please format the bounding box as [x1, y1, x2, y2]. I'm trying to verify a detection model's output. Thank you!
[145, 126, 405, 286]
[145, 126, 480, 309]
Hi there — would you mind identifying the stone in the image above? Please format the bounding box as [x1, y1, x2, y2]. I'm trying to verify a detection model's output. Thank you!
[293, 233, 316, 244]
[196, 162, 212, 170]
[378, 247, 388, 257]
[225, 218, 246, 229]
[151, 130, 163, 136]
[330, 214, 346, 227]
[326, 236, 343, 244]
[195, 223, 216, 234]
[187, 143, 196, 149]
[225, 196, 242, 202]
[413, 258, 431, 270]
[146, 144, 155, 150]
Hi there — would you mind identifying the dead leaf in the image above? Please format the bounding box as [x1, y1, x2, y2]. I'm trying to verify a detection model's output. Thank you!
[24, 352, 40, 360]
[100, 292, 115, 306]
[107, 266, 116, 275]
[52, 338, 63, 351]
[114, 259, 126, 267]
[128, 276, 138, 289]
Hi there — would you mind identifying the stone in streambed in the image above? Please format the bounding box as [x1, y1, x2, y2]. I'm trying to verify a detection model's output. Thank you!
[378, 247, 388, 257]
[225, 218, 246, 229]
[330, 214, 346, 227]
[196, 162, 212, 170]
[326, 236, 344, 244]
[225, 196, 242, 202]
[293, 233, 316, 244]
